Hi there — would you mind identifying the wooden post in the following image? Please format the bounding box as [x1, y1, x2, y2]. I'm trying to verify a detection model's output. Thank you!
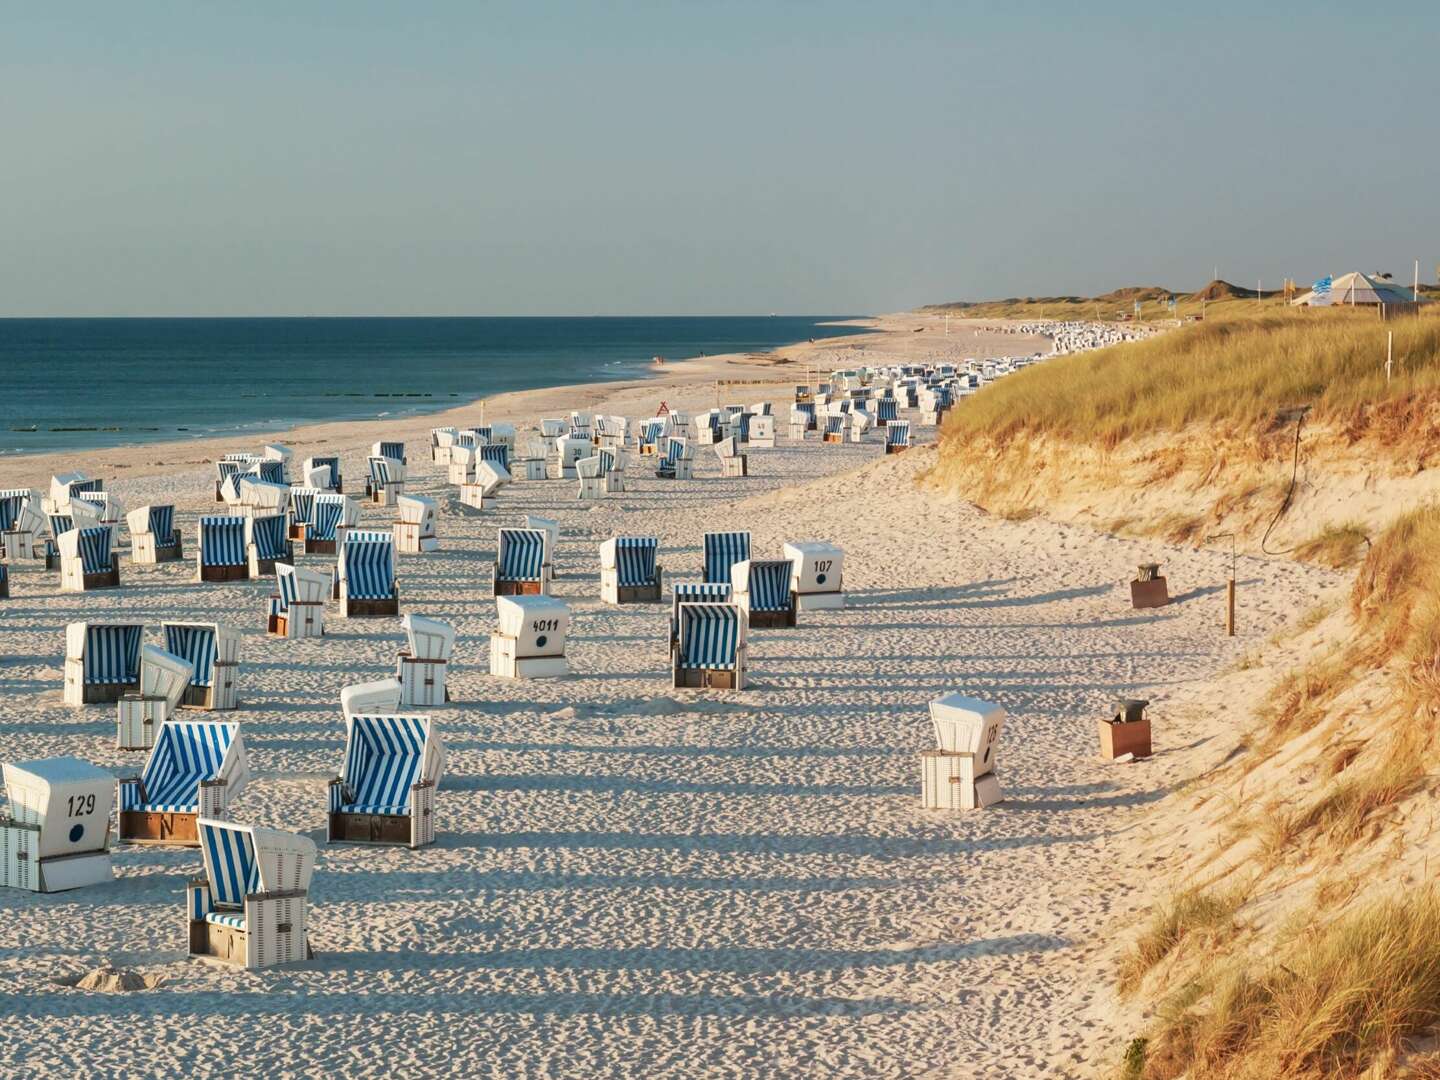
[1226, 579, 1236, 637]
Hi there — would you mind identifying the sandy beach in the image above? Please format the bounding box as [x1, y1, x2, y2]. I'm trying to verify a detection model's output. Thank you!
[0, 317, 1340, 1077]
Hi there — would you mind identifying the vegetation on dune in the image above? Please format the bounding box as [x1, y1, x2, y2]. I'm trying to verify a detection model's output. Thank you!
[940, 306, 1440, 451]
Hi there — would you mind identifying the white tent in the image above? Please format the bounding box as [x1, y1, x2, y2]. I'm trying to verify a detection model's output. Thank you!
[1292, 271, 1424, 307]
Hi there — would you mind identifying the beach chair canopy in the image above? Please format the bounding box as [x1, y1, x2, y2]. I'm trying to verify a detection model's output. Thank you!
[305, 455, 342, 484]
[368, 456, 403, 487]
[338, 715, 444, 816]
[308, 494, 348, 540]
[403, 614, 455, 661]
[577, 454, 606, 480]
[137, 645, 194, 713]
[397, 494, 437, 529]
[68, 621, 143, 684]
[198, 818, 315, 914]
[677, 603, 742, 670]
[703, 531, 751, 584]
[640, 418, 667, 446]
[825, 415, 845, 435]
[540, 418, 568, 438]
[60, 526, 114, 574]
[289, 487, 318, 522]
[199, 516, 247, 567]
[248, 514, 288, 560]
[238, 477, 289, 513]
[734, 559, 793, 612]
[887, 421, 911, 446]
[163, 623, 238, 688]
[135, 720, 247, 813]
[340, 679, 403, 722]
[126, 504, 176, 542]
[275, 562, 330, 614]
[497, 528, 546, 582]
[0, 493, 24, 532]
[603, 536, 658, 586]
[373, 441, 405, 463]
[341, 535, 396, 600]
[715, 436, 738, 459]
[479, 443, 509, 469]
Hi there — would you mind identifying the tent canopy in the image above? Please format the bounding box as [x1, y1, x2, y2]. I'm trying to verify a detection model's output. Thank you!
[1292, 271, 1425, 306]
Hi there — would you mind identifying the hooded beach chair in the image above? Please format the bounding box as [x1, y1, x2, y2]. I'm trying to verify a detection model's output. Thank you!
[303, 455, 342, 492]
[214, 456, 255, 502]
[576, 450, 608, 501]
[638, 417, 668, 456]
[703, 530, 751, 585]
[365, 455, 406, 506]
[303, 493, 357, 555]
[539, 418, 569, 457]
[449, 444, 478, 487]
[0, 757, 116, 892]
[874, 398, 900, 427]
[0, 488, 45, 562]
[669, 582, 731, 650]
[372, 440, 407, 465]
[493, 527, 550, 596]
[715, 436, 748, 477]
[655, 437, 691, 480]
[197, 515, 249, 582]
[785, 541, 845, 611]
[338, 531, 400, 618]
[524, 515, 559, 576]
[127, 504, 182, 565]
[885, 420, 912, 454]
[672, 602, 747, 690]
[118, 719, 248, 845]
[246, 513, 291, 577]
[267, 562, 329, 639]
[823, 414, 846, 444]
[235, 477, 289, 521]
[789, 403, 816, 439]
[749, 412, 777, 448]
[600, 536, 662, 604]
[396, 614, 455, 706]
[247, 458, 287, 486]
[480, 443, 510, 473]
[849, 409, 871, 443]
[731, 559, 798, 628]
[163, 621, 242, 710]
[188, 818, 315, 969]
[63, 621, 143, 706]
[47, 472, 103, 510]
[603, 447, 627, 493]
[395, 494, 439, 554]
[117, 645, 194, 751]
[490, 594, 569, 679]
[921, 694, 1005, 811]
[287, 487, 318, 541]
[431, 426, 458, 464]
[694, 410, 722, 446]
[551, 435, 590, 480]
[71, 490, 126, 548]
[328, 714, 444, 848]
[794, 384, 813, 405]
[568, 411, 593, 441]
[59, 526, 120, 592]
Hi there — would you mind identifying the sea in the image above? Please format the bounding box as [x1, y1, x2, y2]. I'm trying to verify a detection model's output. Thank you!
[0, 316, 865, 456]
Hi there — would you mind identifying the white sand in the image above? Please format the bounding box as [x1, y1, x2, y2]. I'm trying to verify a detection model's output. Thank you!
[0, 319, 1340, 1077]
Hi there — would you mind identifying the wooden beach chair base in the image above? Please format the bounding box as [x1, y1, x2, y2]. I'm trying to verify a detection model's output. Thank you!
[341, 594, 402, 619]
[795, 591, 845, 612]
[120, 810, 200, 846]
[747, 607, 797, 629]
[823, 433, 843, 444]
[200, 565, 250, 583]
[884, 444, 908, 455]
[182, 674, 238, 711]
[328, 811, 414, 845]
[673, 666, 745, 691]
[288, 522, 308, 543]
[303, 537, 337, 556]
[493, 579, 545, 597]
[1130, 578, 1170, 609]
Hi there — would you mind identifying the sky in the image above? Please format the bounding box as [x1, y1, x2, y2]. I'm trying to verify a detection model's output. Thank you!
[2, 1, 1436, 316]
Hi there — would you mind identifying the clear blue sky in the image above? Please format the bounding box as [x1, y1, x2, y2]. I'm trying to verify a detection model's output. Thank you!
[3, 2, 1435, 316]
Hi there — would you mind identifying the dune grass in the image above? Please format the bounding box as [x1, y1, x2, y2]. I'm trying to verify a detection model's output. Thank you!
[938, 306, 1440, 452]
[1293, 522, 1370, 569]
[1119, 889, 1245, 995]
[1133, 890, 1440, 1079]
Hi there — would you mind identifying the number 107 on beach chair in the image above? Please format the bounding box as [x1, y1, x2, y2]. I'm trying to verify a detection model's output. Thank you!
[785, 541, 845, 611]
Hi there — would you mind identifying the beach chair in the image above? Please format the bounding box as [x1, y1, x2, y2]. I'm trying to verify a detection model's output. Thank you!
[338, 531, 400, 618]
[794, 384, 813, 405]
[163, 622, 242, 710]
[655, 437, 691, 480]
[747, 414, 776, 449]
[47, 471, 103, 509]
[885, 420, 911, 454]
[246, 458, 287, 487]
[118, 719, 249, 845]
[287, 487, 318, 542]
[576, 450, 608, 501]
[672, 603, 747, 690]
[490, 595, 569, 679]
[396, 614, 455, 706]
[303, 493, 357, 555]
[59, 526, 120, 592]
[365, 455, 406, 506]
[603, 447, 627, 493]
[703, 530, 751, 584]
[669, 582, 732, 651]
[70, 490, 126, 548]
[395, 495, 439, 554]
[785, 541, 845, 611]
[539, 418, 569, 457]
[731, 559, 798, 628]
[569, 411, 594, 442]
[480, 442, 510, 474]
[493, 527, 550, 595]
[638, 417, 668, 456]
[196, 515, 249, 582]
[246, 513, 291, 577]
[789, 404, 814, 439]
[328, 715, 444, 849]
[849, 409, 871, 443]
[449, 444, 478, 487]
[268, 563, 328, 639]
[694, 410, 722, 446]
[490, 422, 517, 452]
[371, 440, 407, 465]
[303, 455, 342, 492]
[477, 456, 511, 497]
[921, 694, 1005, 811]
[0, 563, 7, 599]
[214, 456, 255, 502]
[431, 426, 458, 464]
[823, 414, 846, 444]
[551, 435, 590, 480]
[188, 818, 315, 969]
[0, 488, 44, 562]
[715, 436, 748, 477]
[874, 398, 900, 427]
[524, 515, 559, 576]
[235, 477, 290, 522]
[63, 621, 143, 706]
[0, 757, 115, 892]
[116, 645, 194, 751]
[600, 536, 662, 604]
[127, 504, 182, 565]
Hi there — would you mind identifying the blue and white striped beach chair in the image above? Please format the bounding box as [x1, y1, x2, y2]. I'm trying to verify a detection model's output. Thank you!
[126, 504, 181, 564]
[288, 487, 317, 540]
[885, 420, 912, 454]
[63, 621, 143, 705]
[372, 440, 406, 465]
[366, 455, 406, 506]
[328, 713, 444, 848]
[672, 602, 748, 690]
[0, 488, 44, 562]
[479, 443, 510, 472]
[638, 418, 668, 456]
[715, 435, 748, 477]
[163, 621, 242, 709]
[248, 459, 286, 486]
[789, 402, 816, 439]
[669, 582, 731, 649]
[339, 531, 399, 617]
[197, 515, 249, 582]
[875, 398, 900, 426]
[600, 535, 662, 604]
[267, 562, 329, 639]
[214, 455, 257, 502]
[655, 437, 690, 480]
[732, 558, 798, 628]
[246, 513, 291, 577]
[188, 818, 316, 969]
[493, 527, 549, 596]
[117, 719, 248, 844]
[59, 525, 119, 592]
[823, 414, 846, 443]
[304, 493, 355, 555]
[703, 530, 751, 585]
[576, 450, 607, 500]
[303, 455, 342, 492]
